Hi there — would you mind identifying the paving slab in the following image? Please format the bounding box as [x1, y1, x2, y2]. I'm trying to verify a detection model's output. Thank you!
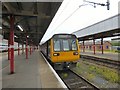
[1, 50, 64, 89]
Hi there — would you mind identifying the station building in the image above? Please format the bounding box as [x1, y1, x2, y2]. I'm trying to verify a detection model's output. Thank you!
[79, 41, 112, 51]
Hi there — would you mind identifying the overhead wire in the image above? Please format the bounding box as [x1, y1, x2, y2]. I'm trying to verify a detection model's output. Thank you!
[50, 0, 72, 27]
[41, 0, 72, 43]
[41, 2, 93, 44]
[50, 3, 89, 35]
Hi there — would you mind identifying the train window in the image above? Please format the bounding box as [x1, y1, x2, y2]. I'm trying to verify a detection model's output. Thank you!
[54, 39, 60, 51]
[63, 40, 70, 51]
[71, 39, 77, 50]
[48, 41, 50, 57]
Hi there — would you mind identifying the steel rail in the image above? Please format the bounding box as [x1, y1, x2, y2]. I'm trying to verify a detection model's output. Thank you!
[56, 69, 100, 90]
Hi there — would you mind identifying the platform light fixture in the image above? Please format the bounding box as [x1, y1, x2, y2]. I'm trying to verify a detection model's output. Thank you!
[89, 37, 93, 39]
[0, 26, 2, 29]
[113, 33, 120, 36]
[17, 25, 23, 31]
[27, 35, 29, 38]
[14, 35, 18, 38]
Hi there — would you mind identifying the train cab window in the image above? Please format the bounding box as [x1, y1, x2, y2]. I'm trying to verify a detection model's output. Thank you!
[63, 40, 70, 51]
[54, 40, 60, 51]
[71, 39, 77, 50]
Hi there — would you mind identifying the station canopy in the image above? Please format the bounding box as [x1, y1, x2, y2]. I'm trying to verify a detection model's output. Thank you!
[1, 1, 62, 46]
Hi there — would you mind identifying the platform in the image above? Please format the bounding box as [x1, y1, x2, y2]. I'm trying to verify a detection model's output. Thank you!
[80, 51, 119, 61]
[1, 50, 66, 88]
[0, 51, 19, 70]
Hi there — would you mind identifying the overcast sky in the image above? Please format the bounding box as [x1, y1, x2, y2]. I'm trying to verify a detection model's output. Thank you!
[40, 0, 120, 44]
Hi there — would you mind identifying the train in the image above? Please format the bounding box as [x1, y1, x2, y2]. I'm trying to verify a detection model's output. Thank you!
[0, 38, 22, 52]
[40, 34, 80, 70]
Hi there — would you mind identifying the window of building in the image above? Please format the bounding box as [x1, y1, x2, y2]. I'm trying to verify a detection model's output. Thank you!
[106, 46, 109, 49]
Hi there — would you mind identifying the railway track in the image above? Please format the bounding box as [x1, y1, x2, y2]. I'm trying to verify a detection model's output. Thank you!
[80, 54, 120, 70]
[56, 69, 99, 90]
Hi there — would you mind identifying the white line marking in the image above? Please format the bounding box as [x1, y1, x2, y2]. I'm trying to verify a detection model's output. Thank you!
[0, 65, 9, 72]
[40, 52, 68, 89]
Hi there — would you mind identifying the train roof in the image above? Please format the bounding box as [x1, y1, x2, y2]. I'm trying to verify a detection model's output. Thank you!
[40, 33, 77, 45]
[52, 33, 77, 38]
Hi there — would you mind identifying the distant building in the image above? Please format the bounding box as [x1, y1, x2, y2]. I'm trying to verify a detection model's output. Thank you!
[79, 41, 112, 51]
[111, 37, 120, 51]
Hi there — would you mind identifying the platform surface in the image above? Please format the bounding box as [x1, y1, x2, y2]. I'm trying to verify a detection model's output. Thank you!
[80, 51, 119, 61]
[1, 50, 64, 88]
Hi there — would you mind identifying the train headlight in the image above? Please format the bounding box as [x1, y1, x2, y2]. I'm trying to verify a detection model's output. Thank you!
[73, 52, 78, 55]
[67, 66, 70, 68]
[53, 53, 60, 56]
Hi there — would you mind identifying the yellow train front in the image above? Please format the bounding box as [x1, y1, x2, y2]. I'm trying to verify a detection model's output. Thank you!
[41, 34, 80, 70]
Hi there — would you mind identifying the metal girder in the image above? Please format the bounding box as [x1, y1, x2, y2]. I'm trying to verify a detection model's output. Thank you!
[16, 2, 23, 12]
[3, 2, 16, 13]
[78, 28, 120, 41]
[2, 10, 38, 17]
[2, 2, 62, 46]
[2, 10, 37, 17]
